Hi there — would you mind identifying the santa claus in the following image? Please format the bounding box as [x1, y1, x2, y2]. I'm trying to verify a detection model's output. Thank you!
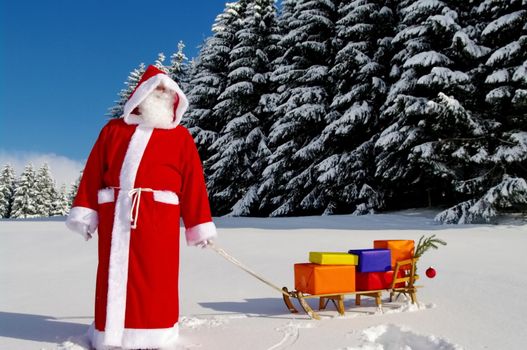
[66, 64, 217, 350]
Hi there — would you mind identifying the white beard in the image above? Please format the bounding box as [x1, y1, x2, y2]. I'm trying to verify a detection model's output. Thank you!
[137, 88, 175, 128]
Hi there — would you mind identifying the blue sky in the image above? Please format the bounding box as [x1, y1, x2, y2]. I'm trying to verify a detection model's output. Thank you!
[0, 0, 232, 178]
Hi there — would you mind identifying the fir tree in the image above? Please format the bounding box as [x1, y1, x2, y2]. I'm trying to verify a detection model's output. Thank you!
[306, 0, 396, 215]
[0, 164, 16, 218]
[68, 172, 82, 208]
[11, 163, 39, 218]
[206, 0, 280, 216]
[50, 184, 70, 216]
[154, 52, 168, 72]
[168, 41, 191, 93]
[257, 0, 338, 217]
[184, 1, 248, 162]
[374, 0, 488, 211]
[435, 0, 527, 223]
[34, 163, 56, 216]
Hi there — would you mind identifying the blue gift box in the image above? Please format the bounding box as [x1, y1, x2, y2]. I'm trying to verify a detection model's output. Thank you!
[347, 249, 392, 273]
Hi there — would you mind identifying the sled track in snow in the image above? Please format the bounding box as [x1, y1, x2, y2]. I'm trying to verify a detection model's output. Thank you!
[267, 321, 315, 350]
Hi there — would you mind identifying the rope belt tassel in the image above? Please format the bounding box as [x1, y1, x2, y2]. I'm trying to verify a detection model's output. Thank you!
[109, 186, 175, 229]
[127, 187, 154, 229]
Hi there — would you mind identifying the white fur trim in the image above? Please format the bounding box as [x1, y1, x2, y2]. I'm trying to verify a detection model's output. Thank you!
[87, 321, 180, 350]
[185, 221, 218, 246]
[103, 125, 154, 347]
[65, 206, 98, 241]
[97, 188, 115, 204]
[121, 73, 189, 130]
[153, 190, 179, 204]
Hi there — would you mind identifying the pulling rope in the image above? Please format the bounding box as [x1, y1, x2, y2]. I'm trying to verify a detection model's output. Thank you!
[207, 241, 291, 297]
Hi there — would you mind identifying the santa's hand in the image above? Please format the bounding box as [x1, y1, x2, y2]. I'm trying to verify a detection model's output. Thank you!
[85, 231, 93, 241]
[81, 223, 95, 241]
[79, 224, 93, 241]
[66, 219, 93, 241]
[195, 239, 213, 249]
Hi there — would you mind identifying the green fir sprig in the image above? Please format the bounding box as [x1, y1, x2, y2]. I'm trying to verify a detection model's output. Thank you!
[415, 234, 447, 258]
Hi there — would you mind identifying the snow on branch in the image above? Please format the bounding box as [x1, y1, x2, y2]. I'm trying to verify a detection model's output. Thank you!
[403, 51, 453, 69]
[452, 31, 491, 59]
[486, 37, 526, 67]
[435, 175, 527, 224]
[481, 10, 527, 38]
[492, 132, 527, 163]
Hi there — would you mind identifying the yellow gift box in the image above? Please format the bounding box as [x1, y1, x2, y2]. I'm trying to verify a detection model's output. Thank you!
[309, 252, 359, 265]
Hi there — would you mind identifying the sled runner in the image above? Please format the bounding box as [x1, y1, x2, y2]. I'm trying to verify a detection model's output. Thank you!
[281, 287, 383, 320]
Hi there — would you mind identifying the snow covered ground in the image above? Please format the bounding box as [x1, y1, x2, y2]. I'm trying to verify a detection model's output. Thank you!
[1, 209, 526, 350]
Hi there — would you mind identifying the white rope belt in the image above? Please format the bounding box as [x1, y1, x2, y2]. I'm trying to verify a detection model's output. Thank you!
[109, 186, 154, 229]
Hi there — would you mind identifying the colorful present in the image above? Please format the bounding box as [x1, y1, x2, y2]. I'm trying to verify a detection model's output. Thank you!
[294, 263, 356, 295]
[373, 239, 415, 267]
[309, 252, 359, 265]
[355, 270, 405, 291]
[347, 249, 391, 273]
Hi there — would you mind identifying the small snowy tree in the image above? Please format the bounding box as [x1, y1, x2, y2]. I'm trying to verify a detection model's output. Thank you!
[0, 164, 16, 218]
[153, 52, 168, 72]
[34, 163, 56, 217]
[168, 41, 191, 93]
[11, 163, 39, 218]
[50, 184, 70, 216]
[67, 172, 82, 208]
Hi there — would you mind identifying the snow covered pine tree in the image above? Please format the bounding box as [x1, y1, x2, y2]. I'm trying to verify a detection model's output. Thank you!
[435, 0, 527, 223]
[0, 164, 16, 218]
[206, 0, 279, 216]
[308, 0, 395, 215]
[11, 163, 39, 218]
[185, 1, 247, 163]
[258, 0, 337, 217]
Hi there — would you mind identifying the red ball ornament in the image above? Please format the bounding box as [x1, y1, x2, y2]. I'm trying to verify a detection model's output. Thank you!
[426, 267, 436, 278]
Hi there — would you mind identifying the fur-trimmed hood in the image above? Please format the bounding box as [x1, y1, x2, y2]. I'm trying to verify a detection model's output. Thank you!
[121, 65, 189, 129]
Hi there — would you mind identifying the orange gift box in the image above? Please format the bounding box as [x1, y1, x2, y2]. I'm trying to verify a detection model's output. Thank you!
[373, 240, 415, 267]
[294, 263, 356, 295]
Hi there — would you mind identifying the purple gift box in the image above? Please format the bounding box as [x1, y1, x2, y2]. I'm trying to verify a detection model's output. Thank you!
[347, 249, 392, 273]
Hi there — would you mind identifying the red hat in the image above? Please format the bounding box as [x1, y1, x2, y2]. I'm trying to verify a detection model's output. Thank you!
[121, 64, 189, 129]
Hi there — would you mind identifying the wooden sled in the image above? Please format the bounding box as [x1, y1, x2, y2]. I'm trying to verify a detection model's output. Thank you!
[208, 243, 421, 320]
[282, 258, 421, 320]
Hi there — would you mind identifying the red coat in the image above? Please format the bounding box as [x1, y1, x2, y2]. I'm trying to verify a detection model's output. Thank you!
[66, 117, 217, 349]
